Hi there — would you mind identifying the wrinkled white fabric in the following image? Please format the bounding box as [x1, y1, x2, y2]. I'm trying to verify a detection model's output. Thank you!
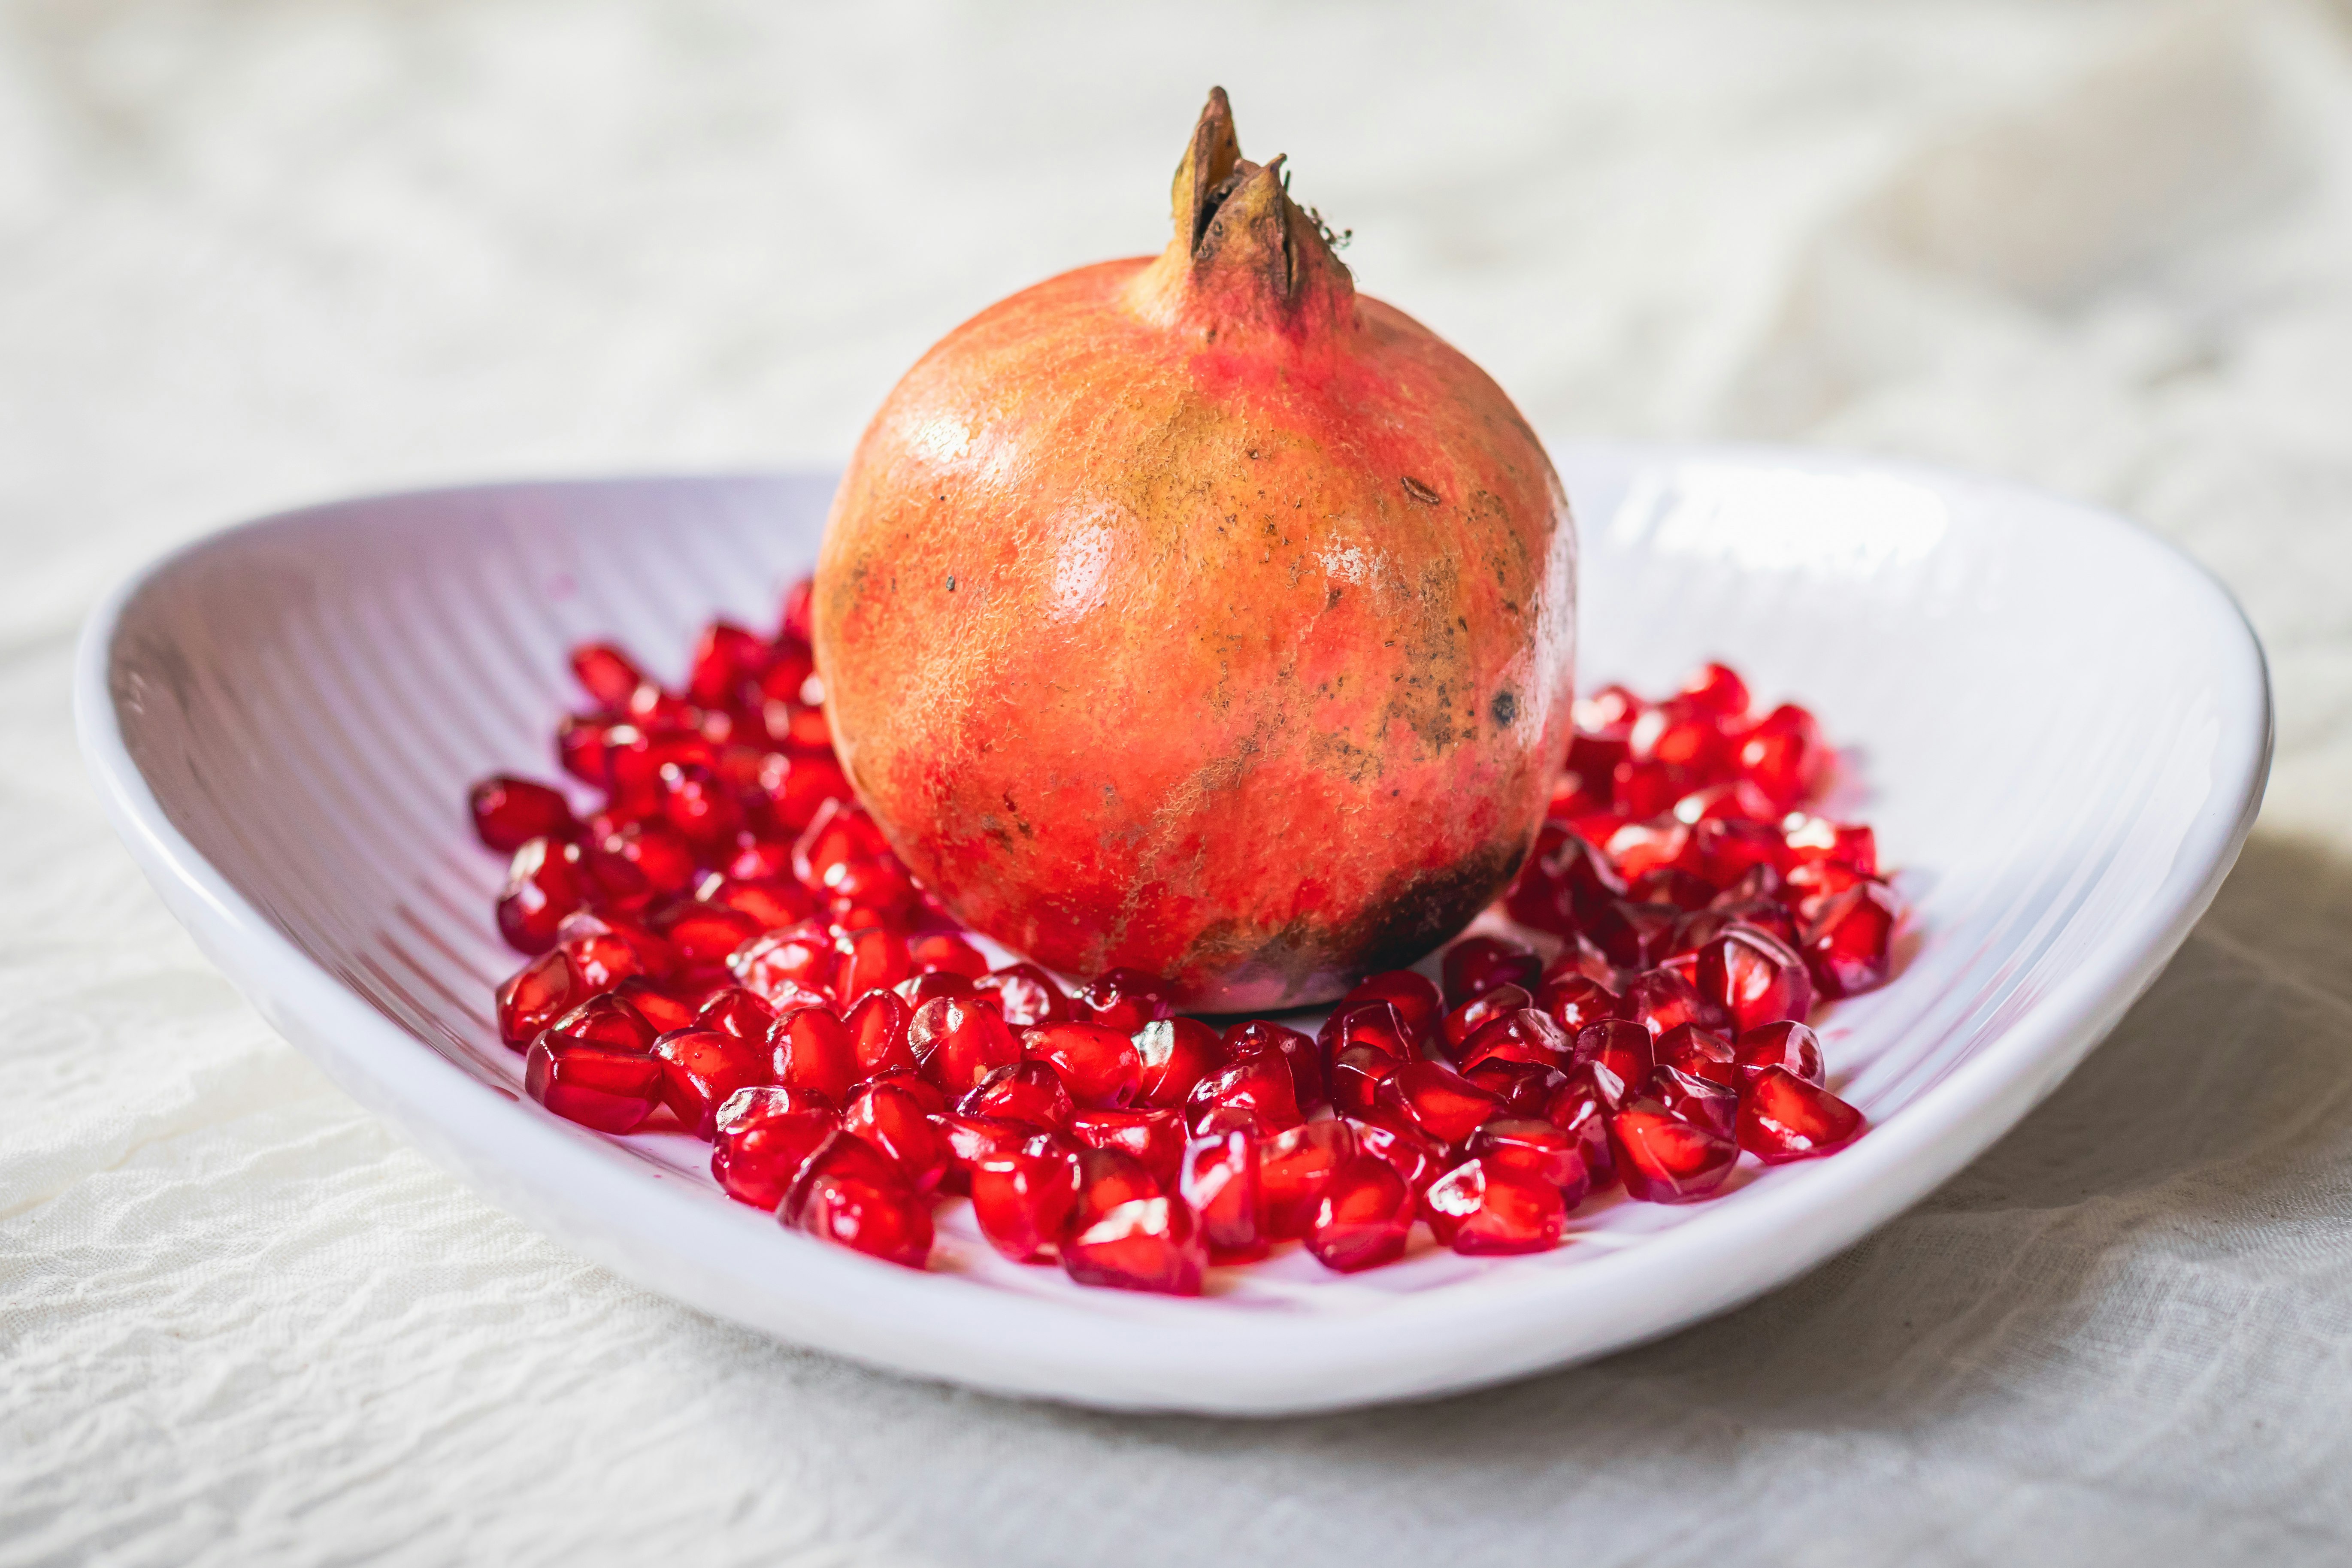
[7, 1, 2352, 1562]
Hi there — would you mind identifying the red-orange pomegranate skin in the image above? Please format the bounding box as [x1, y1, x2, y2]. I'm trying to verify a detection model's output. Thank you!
[815, 91, 1574, 1010]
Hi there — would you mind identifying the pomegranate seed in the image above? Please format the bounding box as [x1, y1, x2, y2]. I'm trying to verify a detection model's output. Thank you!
[1573, 1020, 1656, 1105]
[525, 1038, 666, 1132]
[1737, 703, 1825, 811]
[1612, 757, 1686, 821]
[1456, 1008, 1574, 1074]
[1180, 1132, 1264, 1262]
[1649, 1064, 1740, 1139]
[612, 976, 696, 1034]
[1329, 1044, 1402, 1117]
[1442, 935, 1540, 1005]
[1069, 1107, 1186, 1189]
[600, 819, 699, 898]
[1603, 817, 1692, 883]
[1345, 1110, 1451, 1199]
[1783, 815, 1877, 877]
[1339, 970, 1444, 1041]
[1689, 817, 1786, 887]
[908, 930, 989, 979]
[686, 621, 768, 709]
[651, 900, 766, 977]
[1541, 1066, 1618, 1187]
[655, 760, 743, 851]
[1022, 1020, 1143, 1109]
[908, 995, 1021, 1095]
[1375, 1060, 1504, 1148]
[778, 577, 817, 644]
[769, 1003, 854, 1104]
[557, 910, 677, 985]
[729, 920, 839, 1005]
[1069, 1146, 1165, 1231]
[1734, 1020, 1826, 1088]
[1184, 1052, 1304, 1138]
[1220, 1020, 1325, 1112]
[896, 969, 976, 1007]
[1423, 1159, 1565, 1255]
[1687, 898, 1798, 954]
[757, 751, 852, 832]
[971, 962, 1072, 1026]
[860, 1069, 946, 1115]
[696, 875, 814, 932]
[1306, 1156, 1415, 1273]
[1070, 968, 1175, 1032]
[556, 714, 616, 787]
[1534, 970, 1620, 1036]
[1610, 1099, 1738, 1203]
[539, 992, 658, 1054]
[932, 1112, 1040, 1196]
[1618, 966, 1732, 1039]
[496, 838, 589, 954]
[469, 776, 578, 852]
[1576, 683, 1644, 733]
[722, 839, 795, 882]
[820, 858, 918, 922]
[1691, 924, 1813, 1037]
[1258, 1120, 1357, 1241]
[1061, 1196, 1205, 1296]
[1677, 661, 1750, 719]
[651, 1027, 772, 1138]
[1467, 1117, 1593, 1205]
[1439, 984, 1535, 1055]
[1806, 882, 1899, 998]
[694, 986, 776, 1044]
[570, 642, 647, 709]
[1317, 1001, 1418, 1067]
[497, 950, 581, 1048]
[1656, 1023, 1738, 1090]
[832, 923, 911, 1000]
[843, 988, 918, 1080]
[1672, 779, 1782, 826]
[1629, 867, 1715, 914]
[1630, 703, 1730, 776]
[958, 1059, 1075, 1131]
[1133, 1016, 1223, 1109]
[1588, 899, 1680, 970]
[1462, 1060, 1570, 1117]
[843, 1080, 950, 1193]
[970, 1138, 1083, 1262]
[1739, 1067, 1866, 1162]
[710, 1086, 837, 1209]
[1715, 861, 1788, 905]
[780, 1131, 932, 1269]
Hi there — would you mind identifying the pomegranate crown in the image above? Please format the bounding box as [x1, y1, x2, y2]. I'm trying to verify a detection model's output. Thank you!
[1141, 87, 1355, 336]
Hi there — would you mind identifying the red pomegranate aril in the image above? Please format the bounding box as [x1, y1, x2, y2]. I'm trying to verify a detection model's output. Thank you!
[844, 1081, 951, 1193]
[686, 621, 768, 708]
[1185, 1053, 1304, 1138]
[1612, 758, 1686, 822]
[768, 1005, 854, 1105]
[1630, 867, 1716, 914]
[557, 713, 615, 787]
[570, 642, 647, 710]
[780, 1131, 933, 1269]
[896, 970, 976, 1008]
[778, 577, 817, 644]
[711, 1086, 838, 1209]
[1603, 817, 1693, 884]
[1656, 1023, 1739, 1090]
[1649, 1064, 1740, 1139]
[832, 923, 911, 1000]
[1345, 1110, 1450, 1200]
[1739, 1067, 1866, 1163]
[652, 1027, 772, 1138]
[469, 776, 578, 853]
[1329, 1044, 1402, 1118]
[498, 950, 582, 1048]
[1317, 1001, 1418, 1067]
[1610, 1099, 1739, 1203]
[1069, 1107, 1186, 1189]
[1783, 816, 1877, 877]
[859, 1069, 947, 1115]
[525, 1037, 666, 1133]
[1589, 899, 1680, 971]
[1534, 970, 1620, 1036]
[1697, 898, 1799, 951]
[1068, 1145, 1165, 1231]
[758, 752, 852, 832]
[1179, 1132, 1264, 1262]
[790, 798, 889, 887]
[1442, 934, 1541, 1005]
[652, 901, 766, 976]
[539, 992, 658, 1055]
[723, 839, 796, 882]
[557, 910, 676, 984]
[729, 920, 840, 1006]
[694, 986, 776, 1043]
[909, 996, 1022, 1096]
[1462, 1060, 1570, 1118]
[656, 760, 744, 851]
[908, 930, 989, 979]
[1339, 970, 1444, 1043]
[1070, 969, 1176, 1033]
[1806, 882, 1899, 998]
[1022, 1020, 1143, 1109]
[842, 988, 918, 1081]
[611, 976, 697, 1035]
[1220, 1020, 1326, 1112]
[1690, 816, 1787, 887]
[1573, 1020, 1656, 1102]
[820, 857, 919, 922]
[1132, 1016, 1223, 1110]
[1738, 703, 1825, 811]
[696, 875, 814, 932]
[972, 963, 1072, 1027]
[600, 818, 699, 898]
[970, 1139, 1084, 1262]
[1375, 1060, 1504, 1148]
[1439, 984, 1535, 1055]
[1541, 1066, 1618, 1188]
[1677, 661, 1750, 719]
[932, 1112, 1040, 1196]
[1061, 1196, 1205, 1296]
[958, 1059, 1075, 1131]
[1695, 923, 1816, 1035]
[1734, 1020, 1827, 1088]
[1258, 1120, 1357, 1241]
[1306, 1156, 1416, 1273]
[1457, 1008, 1574, 1074]
[1672, 778, 1782, 826]
[1423, 1160, 1565, 1255]
[1619, 965, 1733, 1040]
[1467, 1117, 1592, 1205]
[497, 838, 590, 954]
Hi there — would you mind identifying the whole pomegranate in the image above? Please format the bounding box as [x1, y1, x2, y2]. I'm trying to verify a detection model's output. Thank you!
[815, 89, 1574, 1010]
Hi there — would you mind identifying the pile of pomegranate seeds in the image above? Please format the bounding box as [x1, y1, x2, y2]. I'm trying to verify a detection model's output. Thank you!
[473, 584, 1897, 1293]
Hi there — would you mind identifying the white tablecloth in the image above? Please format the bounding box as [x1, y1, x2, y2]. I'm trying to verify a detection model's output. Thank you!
[10, 2, 2352, 1562]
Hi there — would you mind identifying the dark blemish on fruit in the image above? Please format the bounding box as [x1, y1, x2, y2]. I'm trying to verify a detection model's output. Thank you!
[1402, 476, 1440, 506]
[1326, 586, 1343, 609]
[946, 574, 957, 591]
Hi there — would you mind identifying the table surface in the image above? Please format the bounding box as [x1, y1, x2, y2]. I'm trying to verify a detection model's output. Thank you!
[9, 2, 2352, 1563]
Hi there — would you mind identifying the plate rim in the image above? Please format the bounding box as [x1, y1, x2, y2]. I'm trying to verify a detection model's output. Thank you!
[72, 441, 2274, 1414]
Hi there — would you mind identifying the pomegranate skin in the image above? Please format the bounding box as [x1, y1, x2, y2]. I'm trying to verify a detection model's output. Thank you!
[817, 90, 1575, 1010]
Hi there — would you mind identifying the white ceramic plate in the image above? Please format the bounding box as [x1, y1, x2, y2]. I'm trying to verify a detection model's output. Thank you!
[75, 445, 2270, 1415]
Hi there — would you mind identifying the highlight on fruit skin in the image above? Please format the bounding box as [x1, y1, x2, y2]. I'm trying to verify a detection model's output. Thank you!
[814, 87, 1578, 1011]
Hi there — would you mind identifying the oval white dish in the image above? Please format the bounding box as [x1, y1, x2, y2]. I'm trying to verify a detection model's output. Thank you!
[74, 444, 2270, 1415]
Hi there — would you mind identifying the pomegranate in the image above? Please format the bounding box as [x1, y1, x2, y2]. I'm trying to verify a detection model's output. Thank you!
[814, 89, 1574, 1009]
